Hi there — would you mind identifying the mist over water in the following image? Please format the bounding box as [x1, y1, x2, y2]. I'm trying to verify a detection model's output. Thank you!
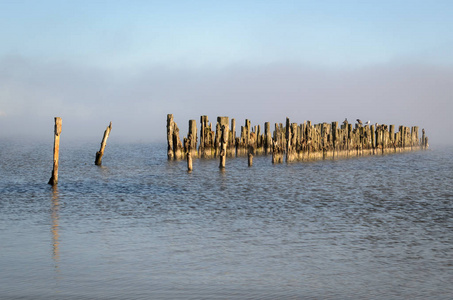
[1, 140, 452, 299]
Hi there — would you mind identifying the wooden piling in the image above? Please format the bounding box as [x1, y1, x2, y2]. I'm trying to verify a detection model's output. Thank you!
[186, 134, 193, 172]
[184, 120, 197, 158]
[229, 118, 236, 156]
[95, 122, 112, 166]
[199, 115, 214, 158]
[48, 117, 62, 186]
[219, 122, 229, 168]
[167, 114, 175, 160]
[264, 122, 272, 155]
[168, 114, 429, 165]
[166, 114, 184, 160]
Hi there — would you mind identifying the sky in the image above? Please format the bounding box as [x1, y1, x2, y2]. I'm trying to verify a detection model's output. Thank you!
[1, 0, 452, 145]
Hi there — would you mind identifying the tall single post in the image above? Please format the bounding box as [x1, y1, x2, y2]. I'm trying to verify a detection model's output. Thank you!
[187, 134, 193, 172]
[167, 114, 175, 160]
[48, 117, 62, 186]
[95, 122, 112, 166]
[219, 122, 229, 168]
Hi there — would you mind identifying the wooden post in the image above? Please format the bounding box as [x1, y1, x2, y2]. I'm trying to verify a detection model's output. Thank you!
[248, 131, 256, 166]
[219, 122, 229, 168]
[331, 121, 338, 158]
[173, 122, 183, 159]
[187, 134, 193, 172]
[95, 122, 112, 166]
[166, 114, 183, 159]
[48, 117, 62, 186]
[187, 119, 197, 158]
[388, 125, 395, 152]
[264, 122, 272, 155]
[230, 118, 236, 156]
[167, 114, 175, 160]
[421, 129, 427, 150]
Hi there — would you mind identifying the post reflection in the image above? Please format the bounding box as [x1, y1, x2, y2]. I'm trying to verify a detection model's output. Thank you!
[51, 186, 60, 274]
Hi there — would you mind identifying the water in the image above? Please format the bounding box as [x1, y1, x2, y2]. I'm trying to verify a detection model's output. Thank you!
[1, 140, 452, 299]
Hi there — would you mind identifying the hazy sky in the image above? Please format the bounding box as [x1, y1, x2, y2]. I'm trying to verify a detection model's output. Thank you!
[1, 0, 452, 145]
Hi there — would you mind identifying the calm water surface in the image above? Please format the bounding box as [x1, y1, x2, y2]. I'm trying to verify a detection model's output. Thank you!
[0, 140, 452, 299]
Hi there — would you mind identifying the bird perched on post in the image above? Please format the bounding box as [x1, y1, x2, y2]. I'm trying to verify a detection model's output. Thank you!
[356, 119, 363, 125]
[343, 118, 348, 124]
[364, 120, 370, 126]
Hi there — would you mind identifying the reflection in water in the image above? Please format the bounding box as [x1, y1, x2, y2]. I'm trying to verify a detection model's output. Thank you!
[51, 186, 60, 275]
[0, 143, 452, 299]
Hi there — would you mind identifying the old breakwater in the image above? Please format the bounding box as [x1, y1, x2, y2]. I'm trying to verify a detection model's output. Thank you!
[167, 114, 429, 166]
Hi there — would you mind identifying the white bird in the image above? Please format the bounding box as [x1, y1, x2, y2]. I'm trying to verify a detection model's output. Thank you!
[364, 120, 370, 126]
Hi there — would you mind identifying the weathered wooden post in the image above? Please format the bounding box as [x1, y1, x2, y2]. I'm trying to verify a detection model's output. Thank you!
[174, 123, 184, 159]
[411, 126, 419, 149]
[248, 132, 256, 166]
[229, 118, 236, 156]
[421, 129, 429, 150]
[389, 125, 395, 152]
[285, 118, 291, 162]
[167, 114, 175, 160]
[48, 117, 62, 186]
[166, 114, 184, 159]
[186, 134, 193, 172]
[421, 129, 429, 149]
[215, 122, 221, 157]
[331, 121, 338, 158]
[264, 122, 272, 155]
[187, 119, 197, 158]
[199, 115, 206, 157]
[95, 122, 112, 166]
[219, 121, 229, 168]
[272, 139, 283, 164]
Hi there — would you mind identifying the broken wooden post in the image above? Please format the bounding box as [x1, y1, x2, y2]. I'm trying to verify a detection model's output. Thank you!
[173, 122, 183, 159]
[95, 122, 112, 166]
[166, 114, 183, 160]
[48, 117, 62, 186]
[421, 129, 429, 150]
[272, 139, 283, 164]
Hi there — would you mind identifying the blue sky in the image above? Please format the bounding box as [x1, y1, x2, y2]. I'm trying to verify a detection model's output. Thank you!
[1, 0, 452, 144]
[3, 0, 452, 67]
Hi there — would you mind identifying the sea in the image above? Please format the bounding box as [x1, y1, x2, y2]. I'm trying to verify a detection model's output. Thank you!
[0, 139, 452, 299]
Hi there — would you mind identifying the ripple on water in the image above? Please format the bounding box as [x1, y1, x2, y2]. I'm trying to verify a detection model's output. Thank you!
[0, 142, 452, 299]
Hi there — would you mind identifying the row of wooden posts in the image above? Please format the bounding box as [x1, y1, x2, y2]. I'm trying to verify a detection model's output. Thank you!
[48, 117, 112, 186]
[167, 114, 429, 171]
[46, 114, 429, 185]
